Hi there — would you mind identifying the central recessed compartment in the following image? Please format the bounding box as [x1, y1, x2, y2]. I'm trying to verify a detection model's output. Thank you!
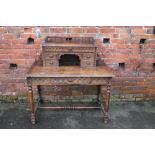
[59, 54, 80, 66]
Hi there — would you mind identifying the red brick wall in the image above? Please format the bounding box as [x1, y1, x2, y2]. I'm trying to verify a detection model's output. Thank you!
[0, 26, 155, 103]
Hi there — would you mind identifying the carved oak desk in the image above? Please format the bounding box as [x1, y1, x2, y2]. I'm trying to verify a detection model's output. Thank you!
[26, 65, 114, 124]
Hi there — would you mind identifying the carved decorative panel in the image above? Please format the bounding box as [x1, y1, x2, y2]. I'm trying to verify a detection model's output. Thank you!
[29, 77, 111, 86]
[42, 37, 97, 68]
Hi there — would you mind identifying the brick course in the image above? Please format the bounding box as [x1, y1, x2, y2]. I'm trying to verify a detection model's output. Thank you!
[0, 26, 155, 103]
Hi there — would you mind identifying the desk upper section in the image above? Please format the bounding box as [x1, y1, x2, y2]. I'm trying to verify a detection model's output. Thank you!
[42, 36, 97, 68]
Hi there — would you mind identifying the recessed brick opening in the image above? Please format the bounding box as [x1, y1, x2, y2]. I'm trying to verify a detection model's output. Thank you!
[27, 37, 34, 44]
[103, 38, 110, 44]
[140, 38, 146, 44]
[66, 37, 72, 41]
[119, 63, 125, 69]
[59, 54, 80, 66]
[9, 63, 17, 69]
[153, 27, 155, 34]
[152, 63, 155, 71]
[24, 28, 31, 32]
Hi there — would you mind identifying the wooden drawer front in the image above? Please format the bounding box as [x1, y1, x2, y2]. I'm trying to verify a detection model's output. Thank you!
[81, 60, 96, 68]
[43, 60, 58, 66]
[83, 53, 95, 61]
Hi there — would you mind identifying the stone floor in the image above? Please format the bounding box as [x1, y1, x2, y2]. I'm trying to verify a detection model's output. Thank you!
[0, 102, 155, 129]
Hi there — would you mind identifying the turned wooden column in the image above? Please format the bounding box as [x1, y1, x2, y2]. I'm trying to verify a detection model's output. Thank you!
[103, 82, 111, 124]
[28, 84, 36, 124]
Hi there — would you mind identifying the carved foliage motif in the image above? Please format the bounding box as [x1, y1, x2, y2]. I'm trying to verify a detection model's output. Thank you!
[30, 77, 112, 86]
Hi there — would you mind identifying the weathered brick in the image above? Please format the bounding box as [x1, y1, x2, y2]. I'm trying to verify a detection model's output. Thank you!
[24, 27, 33, 33]
[12, 39, 25, 44]
[0, 39, 11, 44]
[10, 53, 30, 59]
[35, 39, 43, 44]
[129, 26, 143, 28]
[20, 34, 36, 39]
[128, 44, 140, 49]
[111, 39, 127, 44]
[0, 54, 9, 59]
[84, 27, 98, 33]
[132, 28, 146, 34]
[100, 28, 115, 33]
[11, 44, 24, 49]
[3, 34, 15, 39]
[0, 44, 11, 49]
[113, 44, 129, 49]
[146, 44, 155, 48]
[24, 44, 41, 49]
[50, 27, 67, 33]
[115, 28, 128, 33]
[40, 27, 50, 33]
[67, 27, 83, 33]
[0, 27, 7, 33]
[111, 33, 119, 38]
[7, 27, 22, 34]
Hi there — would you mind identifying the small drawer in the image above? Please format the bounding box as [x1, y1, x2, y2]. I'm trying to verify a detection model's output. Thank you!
[44, 60, 58, 66]
[82, 60, 94, 67]
[83, 53, 95, 61]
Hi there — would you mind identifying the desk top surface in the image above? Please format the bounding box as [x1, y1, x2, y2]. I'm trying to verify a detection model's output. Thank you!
[27, 66, 115, 78]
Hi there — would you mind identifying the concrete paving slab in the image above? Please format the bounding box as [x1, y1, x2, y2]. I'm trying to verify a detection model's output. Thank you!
[0, 103, 155, 129]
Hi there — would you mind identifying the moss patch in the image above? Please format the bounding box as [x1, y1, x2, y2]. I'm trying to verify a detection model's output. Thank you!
[0, 95, 28, 104]
[0, 94, 155, 105]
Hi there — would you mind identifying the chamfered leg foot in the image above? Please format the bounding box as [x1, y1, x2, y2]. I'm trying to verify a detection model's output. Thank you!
[103, 112, 109, 124]
[31, 113, 36, 124]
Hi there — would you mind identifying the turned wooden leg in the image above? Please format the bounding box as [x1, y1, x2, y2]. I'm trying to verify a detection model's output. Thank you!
[97, 85, 104, 112]
[28, 85, 36, 124]
[103, 83, 111, 124]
